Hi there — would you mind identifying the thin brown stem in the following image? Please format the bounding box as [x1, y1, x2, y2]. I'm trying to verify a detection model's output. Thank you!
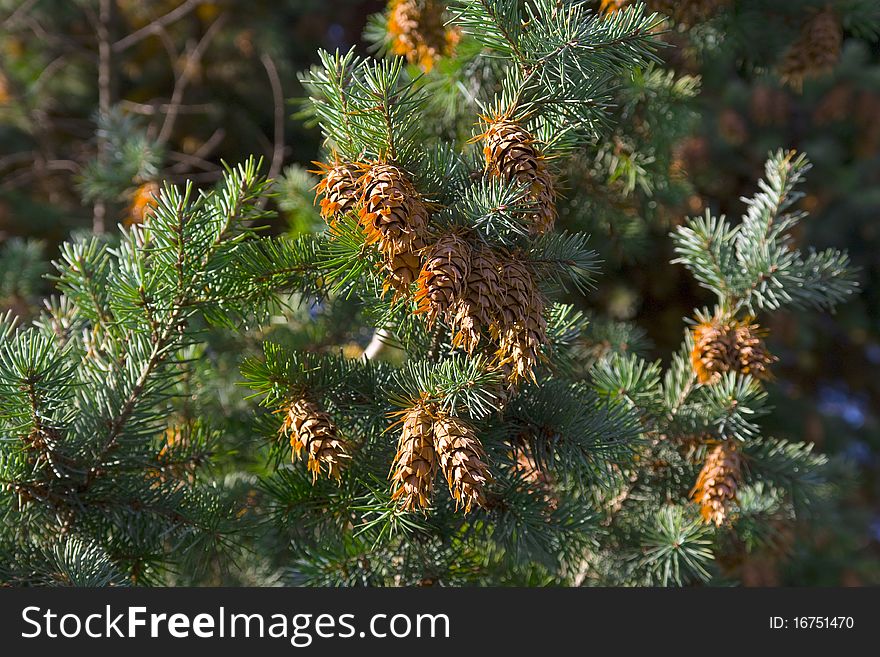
[113, 0, 212, 52]
[157, 13, 228, 145]
[260, 52, 286, 184]
[93, 0, 117, 233]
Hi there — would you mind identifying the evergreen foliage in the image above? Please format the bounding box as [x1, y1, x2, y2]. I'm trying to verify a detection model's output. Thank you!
[0, 0, 870, 586]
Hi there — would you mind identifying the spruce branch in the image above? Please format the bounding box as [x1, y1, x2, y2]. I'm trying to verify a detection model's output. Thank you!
[637, 505, 714, 586]
[672, 150, 858, 314]
[527, 231, 600, 294]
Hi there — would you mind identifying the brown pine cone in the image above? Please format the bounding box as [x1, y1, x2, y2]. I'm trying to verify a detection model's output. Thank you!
[433, 411, 491, 512]
[279, 397, 351, 481]
[414, 233, 471, 325]
[491, 258, 547, 385]
[450, 246, 502, 354]
[313, 160, 363, 225]
[691, 441, 742, 526]
[691, 314, 776, 384]
[779, 6, 843, 89]
[359, 162, 430, 258]
[480, 117, 556, 234]
[387, 0, 460, 72]
[390, 401, 438, 511]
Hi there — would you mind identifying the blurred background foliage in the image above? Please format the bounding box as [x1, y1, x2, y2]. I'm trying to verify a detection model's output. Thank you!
[0, 0, 877, 585]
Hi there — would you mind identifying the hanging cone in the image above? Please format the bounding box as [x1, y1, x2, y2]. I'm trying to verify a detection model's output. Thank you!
[691, 313, 776, 384]
[127, 181, 160, 226]
[691, 316, 737, 384]
[733, 320, 776, 380]
[279, 397, 351, 481]
[390, 401, 438, 511]
[450, 247, 502, 354]
[384, 244, 425, 297]
[491, 258, 547, 385]
[480, 116, 557, 234]
[691, 441, 742, 526]
[779, 6, 842, 89]
[414, 233, 471, 325]
[387, 0, 460, 72]
[313, 160, 363, 225]
[358, 162, 431, 297]
[433, 411, 491, 512]
[359, 162, 430, 257]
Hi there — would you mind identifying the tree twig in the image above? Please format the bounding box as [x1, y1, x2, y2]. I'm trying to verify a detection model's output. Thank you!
[260, 52, 286, 184]
[112, 0, 213, 53]
[119, 100, 216, 116]
[157, 13, 228, 146]
[1, 0, 37, 28]
[93, 0, 117, 234]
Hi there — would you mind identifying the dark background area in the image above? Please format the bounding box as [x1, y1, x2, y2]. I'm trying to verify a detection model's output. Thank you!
[1, 0, 877, 584]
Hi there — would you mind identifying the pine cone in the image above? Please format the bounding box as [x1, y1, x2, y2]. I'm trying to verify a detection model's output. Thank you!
[492, 258, 547, 385]
[779, 6, 842, 89]
[390, 401, 437, 511]
[733, 321, 776, 380]
[480, 117, 556, 234]
[359, 162, 430, 257]
[450, 247, 501, 353]
[691, 441, 742, 526]
[385, 246, 425, 296]
[387, 0, 460, 72]
[313, 161, 362, 225]
[127, 181, 160, 226]
[359, 162, 431, 296]
[279, 397, 351, 481]
[433, 412, 491, 512]
[691, 315, 775, 384]
[414, 233, 471, 325]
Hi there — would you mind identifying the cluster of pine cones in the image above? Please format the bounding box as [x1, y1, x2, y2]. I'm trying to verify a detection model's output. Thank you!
[386, 0, 460, 72]
[391, 400, 491, 512]
[314, 115, 556, 386]
[277, 394, 492, 513]
[686, 312, 774, 524]
[303, 115, 560, 512]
